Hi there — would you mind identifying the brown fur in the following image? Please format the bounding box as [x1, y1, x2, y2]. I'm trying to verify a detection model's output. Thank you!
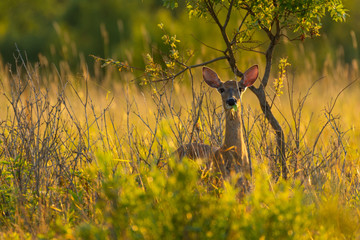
[175, 65, 258, 197]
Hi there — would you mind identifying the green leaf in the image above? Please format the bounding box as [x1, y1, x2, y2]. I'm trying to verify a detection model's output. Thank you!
[232, 104, 238, 112]
[163, 0, 178, 9]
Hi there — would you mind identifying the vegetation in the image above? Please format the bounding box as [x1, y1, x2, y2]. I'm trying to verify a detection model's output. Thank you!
[0, 0, 359, 239]
[159, 0, 348, 181]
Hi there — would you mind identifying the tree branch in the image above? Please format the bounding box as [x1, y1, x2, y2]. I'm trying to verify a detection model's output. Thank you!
[205, 0, 242, 77]
[230, 11, 250, 46]
[190, 34, 224, 53]
[150, 56, 228, 83]
[261, 18, 281, 89]
[223, 0, 235, 29]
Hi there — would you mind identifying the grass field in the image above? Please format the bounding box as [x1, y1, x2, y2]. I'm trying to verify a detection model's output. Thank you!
[0, 49, 359, 239]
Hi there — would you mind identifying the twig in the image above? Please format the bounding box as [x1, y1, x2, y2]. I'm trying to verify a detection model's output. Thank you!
[150, 56, 228, 83]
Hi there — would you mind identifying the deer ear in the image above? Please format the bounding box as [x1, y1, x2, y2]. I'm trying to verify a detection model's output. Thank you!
[241, 65, 258, 87]
[203, 67, 222, 88]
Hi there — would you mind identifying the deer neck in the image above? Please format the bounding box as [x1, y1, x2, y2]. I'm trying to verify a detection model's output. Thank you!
[223, 109, 242, 146]
[222, 108, 249, 162]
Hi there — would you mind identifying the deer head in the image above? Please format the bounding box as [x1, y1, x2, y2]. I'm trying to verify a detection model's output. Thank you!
[202, 65, 258, 111]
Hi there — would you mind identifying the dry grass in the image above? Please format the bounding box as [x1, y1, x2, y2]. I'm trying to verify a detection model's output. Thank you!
[0, 48, 359, 238]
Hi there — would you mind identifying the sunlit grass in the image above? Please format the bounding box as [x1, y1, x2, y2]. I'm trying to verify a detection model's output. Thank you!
[0, 49, 359, 238]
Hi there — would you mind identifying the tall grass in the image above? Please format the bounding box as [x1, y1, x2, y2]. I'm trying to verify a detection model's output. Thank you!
[0, 47, 359, 239]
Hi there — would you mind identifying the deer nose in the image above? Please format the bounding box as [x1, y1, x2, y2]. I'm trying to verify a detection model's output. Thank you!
[226, 98, 236, 106]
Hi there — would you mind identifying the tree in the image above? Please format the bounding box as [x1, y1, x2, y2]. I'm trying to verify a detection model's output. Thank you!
[164, 0, 347, 180]
[97, 0, 347, 180]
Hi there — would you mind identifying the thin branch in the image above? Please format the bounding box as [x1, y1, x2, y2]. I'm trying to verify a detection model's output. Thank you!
[223, 0, 235, 29]
[242, 4, 273, 40]
[205, 0, 242, 77]
[150, 56, 228, 83]
[281, 33, 305, 42]
[190, 34, 224, 53]
[230, 11, 250, 45]
[311, 78, 359, 165]
[205, 0, 223, 31]
[233, 42, 266, 55]
[327, 78, 359, 114]
[261, 19, 280, 89]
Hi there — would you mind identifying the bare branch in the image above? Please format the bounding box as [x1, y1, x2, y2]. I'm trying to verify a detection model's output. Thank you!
[261, 19, 281, 89]
[223, 0, 235, 29]
[190, 34, 224, 53]
[327, 78, 359, 114]
[205, 0, 243, 77]
[150, 56, 228, 83]
[205, 0, 223, 31]
[230, 11, 250, 45]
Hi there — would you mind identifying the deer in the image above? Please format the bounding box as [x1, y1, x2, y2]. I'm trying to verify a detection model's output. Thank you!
[176, 65, 259, 196]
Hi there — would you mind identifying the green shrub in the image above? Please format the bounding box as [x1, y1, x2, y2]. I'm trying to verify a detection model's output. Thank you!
[75, 155, 360, 240]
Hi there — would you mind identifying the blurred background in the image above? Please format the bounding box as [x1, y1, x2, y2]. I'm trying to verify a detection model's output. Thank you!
[0, 0, 359, 78]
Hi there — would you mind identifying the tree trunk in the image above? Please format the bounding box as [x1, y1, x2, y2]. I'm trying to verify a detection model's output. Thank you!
[251, 86, 287, 180]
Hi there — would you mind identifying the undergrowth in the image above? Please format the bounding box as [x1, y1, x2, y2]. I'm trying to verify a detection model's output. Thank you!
[0, 52, 359, 239]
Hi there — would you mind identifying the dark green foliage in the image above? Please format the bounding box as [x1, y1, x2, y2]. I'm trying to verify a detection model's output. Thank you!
[0, 0, 167, 69]
[0, 0, 358, 72]
[75, 157, 359, 239]
[166, 0, 347, 36]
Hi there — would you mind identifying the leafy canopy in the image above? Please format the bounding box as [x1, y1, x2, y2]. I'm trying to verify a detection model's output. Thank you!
[164, 0, 347, 39]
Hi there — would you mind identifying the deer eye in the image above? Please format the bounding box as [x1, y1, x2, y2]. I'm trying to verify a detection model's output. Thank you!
[218, 87, 225, 93]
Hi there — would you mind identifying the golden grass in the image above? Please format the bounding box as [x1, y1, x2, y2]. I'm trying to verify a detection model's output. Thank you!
[0, 51, 359, 238]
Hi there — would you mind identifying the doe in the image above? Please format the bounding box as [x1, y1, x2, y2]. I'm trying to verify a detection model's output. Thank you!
[176, 65, 258, 195]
